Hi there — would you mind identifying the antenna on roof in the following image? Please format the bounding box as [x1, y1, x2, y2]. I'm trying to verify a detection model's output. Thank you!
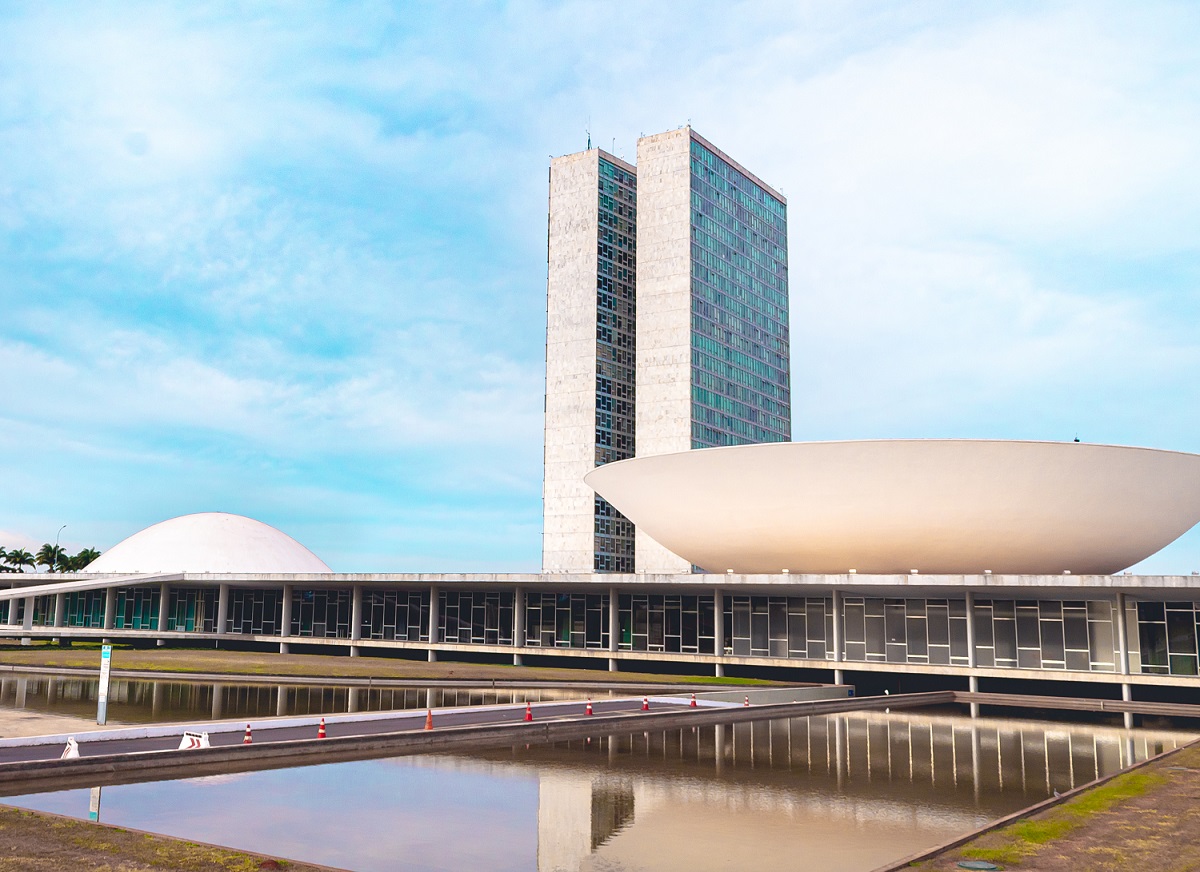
[586, 115, 591, 150]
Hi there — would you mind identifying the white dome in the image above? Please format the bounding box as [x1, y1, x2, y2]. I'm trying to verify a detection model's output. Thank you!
[585, 439, 1200, 575]
[85, 512, 332, 574]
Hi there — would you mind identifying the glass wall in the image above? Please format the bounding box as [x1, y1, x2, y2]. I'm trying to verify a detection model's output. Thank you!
[688, 137, 790, 449]
[360, 589, 428, 642]
[227, 589, 282, 636]
[439, 590, 514, 645]
[1136, 601, 1200, 675]
[619, 593, 715, 653]
[724, 595, 832, 658]
[525, 592, 609, 649]
[166, 588, 218, 632]
[593, 155, 638, 574]
[64, 591, 106, 628]
[291, 589, 351, 638]
[843, 597, 970, 666]
[114, 587, 160, 630]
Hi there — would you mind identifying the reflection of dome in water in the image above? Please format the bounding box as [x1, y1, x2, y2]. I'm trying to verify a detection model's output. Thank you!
[84, 512, 332, 574]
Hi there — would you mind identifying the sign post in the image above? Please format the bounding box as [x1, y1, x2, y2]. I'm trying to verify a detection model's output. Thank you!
[96, 644, 112, 725]
[88, 786, 101, 822]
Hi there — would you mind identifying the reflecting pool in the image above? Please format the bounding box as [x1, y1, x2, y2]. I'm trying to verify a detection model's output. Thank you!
[0, 672, 606, 724]
[4, 709, 1193, 872]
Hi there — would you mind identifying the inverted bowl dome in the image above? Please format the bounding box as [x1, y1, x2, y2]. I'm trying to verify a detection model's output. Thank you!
[85, 512, 331, 574]
[584, 440, 1200, 575]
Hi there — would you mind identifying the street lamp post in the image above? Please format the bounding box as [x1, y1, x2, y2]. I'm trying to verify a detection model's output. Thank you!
[53, 525, 66, 573]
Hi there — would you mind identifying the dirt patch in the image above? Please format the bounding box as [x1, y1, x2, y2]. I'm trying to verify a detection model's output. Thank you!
[0, 642, 777, 686]
[0, 708, 99, 740]
[916, 743, 1200, 872]
[0, 804, 341, 871]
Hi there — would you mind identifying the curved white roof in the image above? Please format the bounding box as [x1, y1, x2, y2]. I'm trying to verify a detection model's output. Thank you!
[85, 512, 332, 574]
[585, 440, 1200, 575]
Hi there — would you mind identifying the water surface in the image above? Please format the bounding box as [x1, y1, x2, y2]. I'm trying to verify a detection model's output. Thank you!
[5, 709, 1192, 872]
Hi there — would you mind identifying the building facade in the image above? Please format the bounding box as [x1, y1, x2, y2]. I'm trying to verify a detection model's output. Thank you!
[543, 149, 639, 574]
[7, 571, 1200, 710]
[544, 128, 791, 575]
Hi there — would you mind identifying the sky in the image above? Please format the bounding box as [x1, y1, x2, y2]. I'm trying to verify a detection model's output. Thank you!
[1, 1, 1198, 573]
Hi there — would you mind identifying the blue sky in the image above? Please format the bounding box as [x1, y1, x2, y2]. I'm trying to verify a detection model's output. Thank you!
[1, 1, 1198, 573]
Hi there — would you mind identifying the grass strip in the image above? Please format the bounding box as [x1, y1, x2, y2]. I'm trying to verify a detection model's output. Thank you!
[957, 769, 1165, 866]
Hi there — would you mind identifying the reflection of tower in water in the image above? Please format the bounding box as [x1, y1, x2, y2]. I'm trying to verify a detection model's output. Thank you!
[537, 772, 635, 872]
[527, 712, 1189, 871]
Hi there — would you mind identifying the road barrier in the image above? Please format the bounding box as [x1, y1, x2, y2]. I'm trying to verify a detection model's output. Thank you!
[177, 732, 210, 750]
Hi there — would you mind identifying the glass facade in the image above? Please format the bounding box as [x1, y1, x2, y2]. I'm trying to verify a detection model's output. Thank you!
[618, 593, 714, 653]
[440, 590, 514, 645]
[1136, 601, 1200, 675]
[593, 156, 637, 573]
[167, 588, 218, 632]
[688, 138, 790, 448]
[524, 592, 610, 649]
[9, 579, 1200, 682]
[361, 589, 428, 641]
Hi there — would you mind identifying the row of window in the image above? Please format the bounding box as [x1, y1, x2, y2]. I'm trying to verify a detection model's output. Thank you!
[16, 587, 1200, 678]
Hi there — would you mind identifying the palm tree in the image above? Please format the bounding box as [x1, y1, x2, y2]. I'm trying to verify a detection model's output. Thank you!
[0, 547, 13, 573]
[36, 543, 65, 572]
[5, 549, 34, 572]
[71, 548, 101, 570]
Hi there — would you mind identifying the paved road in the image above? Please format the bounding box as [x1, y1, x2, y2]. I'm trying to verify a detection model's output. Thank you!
[0, 697, 679, 765]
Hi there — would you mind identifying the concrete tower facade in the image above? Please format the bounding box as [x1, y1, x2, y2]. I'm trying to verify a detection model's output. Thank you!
[634, 128, 791, 572]
[543, 149, 638, 573]
[544, 128, 788, 574]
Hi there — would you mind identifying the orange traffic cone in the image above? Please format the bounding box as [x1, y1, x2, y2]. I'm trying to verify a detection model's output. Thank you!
[586, 699, 593, 716]
[243, 724, 253, 744]
[744, 696, 750, 707]
[641, 696, 649, 711]
[689, 693, 697, 708]
[424, 709, 434, 730]
[317, 718, 327, 739]
[524, 702, 533, 721]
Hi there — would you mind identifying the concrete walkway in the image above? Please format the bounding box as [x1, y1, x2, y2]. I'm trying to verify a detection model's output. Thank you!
[0, 694, 717, 764]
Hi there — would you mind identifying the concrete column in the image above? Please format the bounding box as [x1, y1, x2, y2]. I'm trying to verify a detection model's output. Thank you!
[151, 681, 163, 720]
[608, 586, 619, 653]
[1121, 681, 1134, 730]
[427, 585, 439, 662]
[211, 683, 223, 720]
[713, 587, 725, 678]
[966, 592, 979, 717]
[52, 592, 65, 645]
[216, 584, 230, 636]
[278, 584, 292, 654]
[831, 588, 843, 663]
[21, 596, 34, 645]
[349, 585, 362, 657]
[276, 686, 287, 717]
[1115, 594, 1130, 675]
[103, 587, 117, 631]
[513, 586, 525, 666]
[156, 583, 170, 646]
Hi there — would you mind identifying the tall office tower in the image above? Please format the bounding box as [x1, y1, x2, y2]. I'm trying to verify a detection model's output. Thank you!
[543, 149, 638, 573]
[543, 128, 788, 574]
[635, 127, 791, 572]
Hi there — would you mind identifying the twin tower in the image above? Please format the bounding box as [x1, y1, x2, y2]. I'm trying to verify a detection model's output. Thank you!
[543, 127, 792, 574]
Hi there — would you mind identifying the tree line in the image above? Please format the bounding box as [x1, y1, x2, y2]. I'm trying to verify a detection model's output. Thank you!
[0, 543, 101, 573]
